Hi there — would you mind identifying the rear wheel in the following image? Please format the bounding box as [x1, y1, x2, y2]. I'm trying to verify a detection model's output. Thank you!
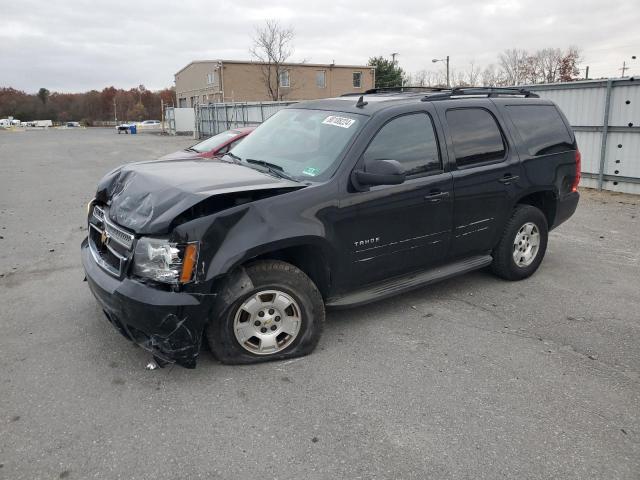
[206, 260, 325, 364]
[491, 205, 548, 281]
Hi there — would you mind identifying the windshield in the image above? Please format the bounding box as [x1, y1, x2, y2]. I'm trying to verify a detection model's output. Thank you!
[191, 130, 241, 153]
[229, 109, 365, 181]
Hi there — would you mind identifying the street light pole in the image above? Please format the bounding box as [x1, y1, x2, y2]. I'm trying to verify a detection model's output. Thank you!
[432, 56, 450, 88]
[446, 55, 450, 88]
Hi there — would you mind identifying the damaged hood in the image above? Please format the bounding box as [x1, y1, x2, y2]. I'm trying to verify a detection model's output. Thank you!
[96, 158, 301, 234]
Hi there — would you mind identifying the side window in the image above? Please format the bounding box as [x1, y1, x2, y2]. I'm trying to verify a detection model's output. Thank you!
[363, 113, 441, 176]
[507, 105, 573, 156]
[217, 145, 229, 154]
[446, 108, 505, 167]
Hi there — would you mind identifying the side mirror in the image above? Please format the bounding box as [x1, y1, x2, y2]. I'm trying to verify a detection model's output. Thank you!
[353, 159, 406, 188]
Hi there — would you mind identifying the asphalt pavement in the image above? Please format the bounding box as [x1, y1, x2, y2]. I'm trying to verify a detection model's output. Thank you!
[1, 128, 639, 479]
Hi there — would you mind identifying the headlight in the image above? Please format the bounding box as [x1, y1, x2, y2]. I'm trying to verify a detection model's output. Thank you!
[132, 237, 199, 284]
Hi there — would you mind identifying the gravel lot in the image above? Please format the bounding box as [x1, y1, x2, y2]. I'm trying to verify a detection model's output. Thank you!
[1, 128, 639, 479]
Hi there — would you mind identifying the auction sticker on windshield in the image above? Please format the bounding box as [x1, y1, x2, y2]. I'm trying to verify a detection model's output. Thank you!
[322, 115, 356, 129]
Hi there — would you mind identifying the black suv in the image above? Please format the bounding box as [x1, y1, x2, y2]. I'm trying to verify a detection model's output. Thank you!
[81, 87, 580, 368]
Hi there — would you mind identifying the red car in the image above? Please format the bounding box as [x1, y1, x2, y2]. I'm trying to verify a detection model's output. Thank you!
[159, 126, 255, 160]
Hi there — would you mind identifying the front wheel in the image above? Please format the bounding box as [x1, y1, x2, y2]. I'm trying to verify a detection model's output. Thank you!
[206, 260, 325, 364]
[491, 204, 548, 281]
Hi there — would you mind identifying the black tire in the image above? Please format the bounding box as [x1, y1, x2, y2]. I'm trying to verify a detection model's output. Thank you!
[491, 204, 548, 281]
[206, 260, 325, 364]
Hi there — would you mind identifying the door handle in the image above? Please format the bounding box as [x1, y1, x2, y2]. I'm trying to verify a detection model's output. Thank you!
[424, 191, 450, 202]
[498, 175, 520, 184]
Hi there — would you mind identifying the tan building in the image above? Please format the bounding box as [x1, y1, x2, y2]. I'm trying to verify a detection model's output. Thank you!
[175, 60, 375, 106]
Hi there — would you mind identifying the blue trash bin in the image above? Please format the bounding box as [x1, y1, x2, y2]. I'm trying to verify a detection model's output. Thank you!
[129, 124, 137, 134]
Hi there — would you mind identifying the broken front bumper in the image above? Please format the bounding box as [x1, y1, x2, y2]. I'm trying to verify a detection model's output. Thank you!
[81, 238, 216, 368]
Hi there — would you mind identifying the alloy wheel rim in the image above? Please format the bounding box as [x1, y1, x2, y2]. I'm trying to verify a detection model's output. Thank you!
[513, 222, 540, 267]
[233, 289, 302, 355]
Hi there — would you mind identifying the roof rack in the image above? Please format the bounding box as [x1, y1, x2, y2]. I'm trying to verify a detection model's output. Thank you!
[421, 87, 539, 101]
[341, 86, 447, 97]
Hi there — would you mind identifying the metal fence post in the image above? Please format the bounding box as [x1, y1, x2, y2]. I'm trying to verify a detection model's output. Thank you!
[597, 79, 613, 190]
[193, 104, 199, 140]
[213, 104, 218, 135]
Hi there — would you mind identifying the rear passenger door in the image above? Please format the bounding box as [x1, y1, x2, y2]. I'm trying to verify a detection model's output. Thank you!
[436, 103, 523, 258]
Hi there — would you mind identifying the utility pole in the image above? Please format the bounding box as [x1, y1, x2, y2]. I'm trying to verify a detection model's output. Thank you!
[113, 98, 117, 124]
[390, 52, 399, 64]
[620, 61, 629, 77]
[585, 66, 589, 80]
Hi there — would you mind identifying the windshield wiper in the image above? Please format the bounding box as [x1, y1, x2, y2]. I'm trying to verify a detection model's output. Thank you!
[185, 147, 198, 152]
[245, 159, 297, 182]
[222, 151, 242, 163]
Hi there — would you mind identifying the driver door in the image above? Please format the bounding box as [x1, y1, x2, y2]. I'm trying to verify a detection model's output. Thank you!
[334, 110, 454, 289]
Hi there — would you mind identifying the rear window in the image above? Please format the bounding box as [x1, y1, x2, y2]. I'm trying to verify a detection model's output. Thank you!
[446, 108, 506, 167]
[507, 105, 574, 156]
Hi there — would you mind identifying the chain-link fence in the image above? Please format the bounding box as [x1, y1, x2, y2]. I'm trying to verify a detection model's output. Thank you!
[195, 101, 297, 138]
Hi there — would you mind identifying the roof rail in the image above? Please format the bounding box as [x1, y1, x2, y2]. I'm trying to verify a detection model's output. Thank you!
[341, 86, 447, 97]
[421, 87, 539, 101]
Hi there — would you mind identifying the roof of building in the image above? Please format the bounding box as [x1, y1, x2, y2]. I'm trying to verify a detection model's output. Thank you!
[175, 60, 375, 76]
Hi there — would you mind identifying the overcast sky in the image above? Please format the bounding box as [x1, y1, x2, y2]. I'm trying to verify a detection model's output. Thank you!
[1, 0, 638, 93]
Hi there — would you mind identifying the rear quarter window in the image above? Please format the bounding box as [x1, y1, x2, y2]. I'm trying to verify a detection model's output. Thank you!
[506, 105, 574, 156]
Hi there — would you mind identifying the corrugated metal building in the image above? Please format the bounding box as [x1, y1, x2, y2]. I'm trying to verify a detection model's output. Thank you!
[528, 78, 640, 194]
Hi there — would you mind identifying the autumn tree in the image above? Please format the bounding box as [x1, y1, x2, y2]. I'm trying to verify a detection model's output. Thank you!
[250, 20, 295, 101]
[128, 102, 147, 121]
[0, 86, 173, 124]
[498, 47, 582, 85]
[558, 47, 581, 82]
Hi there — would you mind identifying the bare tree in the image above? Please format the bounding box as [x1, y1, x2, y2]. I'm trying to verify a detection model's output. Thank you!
[464, 61, 481, 86]
[409, 70, 428, 87]
[526, 47, 582, 83]
[481, 64, 504, 86]
[499, 48, 529, 85]
[249, 20, 295, 101]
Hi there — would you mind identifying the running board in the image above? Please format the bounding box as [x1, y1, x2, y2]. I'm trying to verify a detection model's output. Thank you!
[326, 255, 492, 309]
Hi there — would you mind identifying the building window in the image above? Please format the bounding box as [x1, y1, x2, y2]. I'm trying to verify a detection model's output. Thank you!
[203, 95, 207, 103]
[316, 70, 326, 88]
[279, 70, 290, 88]
[178, 98, 186, 108]
[353, 71, 362, 88]
[206, 72, 220, 86]
[206, 72, 219, 85]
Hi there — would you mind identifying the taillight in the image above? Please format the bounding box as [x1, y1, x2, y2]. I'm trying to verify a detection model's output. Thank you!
[571, 150, 581, 192]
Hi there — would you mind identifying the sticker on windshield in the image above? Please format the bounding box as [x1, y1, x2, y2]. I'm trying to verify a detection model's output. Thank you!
[303, 167, 320, 177]
[322, 115, 356, 129]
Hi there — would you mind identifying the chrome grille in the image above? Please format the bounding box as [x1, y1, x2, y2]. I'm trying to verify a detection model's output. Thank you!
[88, 205, 135, 277]
[93, 205, 133, 249]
